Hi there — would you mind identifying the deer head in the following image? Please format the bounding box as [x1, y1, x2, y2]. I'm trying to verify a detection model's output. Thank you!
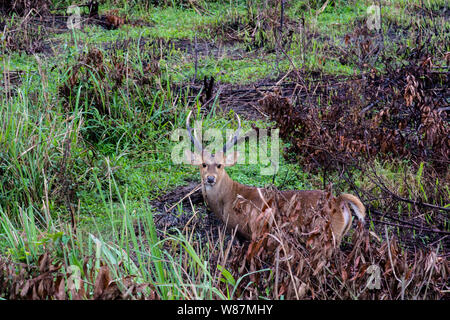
[184, 110, 241, 190]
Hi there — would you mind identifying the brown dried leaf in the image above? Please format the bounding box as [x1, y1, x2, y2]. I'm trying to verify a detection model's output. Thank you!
[94, 265, 111, 299]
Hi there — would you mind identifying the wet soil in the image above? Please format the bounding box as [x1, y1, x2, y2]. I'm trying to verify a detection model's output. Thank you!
[147, 181, 223, 241]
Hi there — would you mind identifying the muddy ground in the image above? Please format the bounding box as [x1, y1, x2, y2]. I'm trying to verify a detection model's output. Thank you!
[149, 181, 218, 239]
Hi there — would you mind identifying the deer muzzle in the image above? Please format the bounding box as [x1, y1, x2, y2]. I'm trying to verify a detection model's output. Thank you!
[206, 175, 216, 186]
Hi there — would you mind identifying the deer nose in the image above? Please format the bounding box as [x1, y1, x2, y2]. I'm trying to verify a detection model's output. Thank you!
[206, 176, 216, 184]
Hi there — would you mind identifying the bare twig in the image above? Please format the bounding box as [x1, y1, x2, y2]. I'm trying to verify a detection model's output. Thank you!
[166, 183, 202, 213]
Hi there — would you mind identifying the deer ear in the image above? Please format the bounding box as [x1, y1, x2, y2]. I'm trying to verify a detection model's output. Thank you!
[224, 151, 239, 167]
[185, 149, 202, 165]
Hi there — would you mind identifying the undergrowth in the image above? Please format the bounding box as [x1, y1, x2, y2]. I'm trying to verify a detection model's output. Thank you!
[0, 0, 448, 300]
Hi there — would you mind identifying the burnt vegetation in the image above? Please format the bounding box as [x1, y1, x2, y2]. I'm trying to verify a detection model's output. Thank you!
[259, 40, 449, 249]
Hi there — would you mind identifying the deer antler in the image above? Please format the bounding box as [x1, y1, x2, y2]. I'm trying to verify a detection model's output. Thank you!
[186, 110, 204, 153]
[222, 113, 241, 154]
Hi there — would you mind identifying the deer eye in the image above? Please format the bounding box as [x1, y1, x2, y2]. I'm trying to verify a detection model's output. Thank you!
[202, 163, 207, 168]
[217, 164, 222, 169]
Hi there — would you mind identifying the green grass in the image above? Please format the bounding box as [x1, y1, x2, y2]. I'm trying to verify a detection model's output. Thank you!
[170, 52, 288, 83]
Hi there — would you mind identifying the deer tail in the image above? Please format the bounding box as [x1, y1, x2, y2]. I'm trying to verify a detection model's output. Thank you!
[337, 193, 366, 223]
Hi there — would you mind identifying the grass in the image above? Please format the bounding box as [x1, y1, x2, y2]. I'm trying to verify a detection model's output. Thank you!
[0, 163, 270, 299]
[170, 52, 288, 84]
[0, 0, 448, 300]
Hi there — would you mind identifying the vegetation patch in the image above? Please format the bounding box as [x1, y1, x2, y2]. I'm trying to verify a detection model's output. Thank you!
[0, 0, 448, 300]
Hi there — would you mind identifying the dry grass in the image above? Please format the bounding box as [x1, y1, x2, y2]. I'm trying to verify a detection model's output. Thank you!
[218, 187, 449, 299]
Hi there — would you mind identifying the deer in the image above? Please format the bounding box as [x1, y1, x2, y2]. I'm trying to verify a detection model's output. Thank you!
[184, 111, 366, 245]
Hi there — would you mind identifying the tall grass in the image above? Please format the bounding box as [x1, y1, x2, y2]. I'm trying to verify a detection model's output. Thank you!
[0, 38, 262, 299]
[0, 69, 81, 218]
[0, 157, 267, 299]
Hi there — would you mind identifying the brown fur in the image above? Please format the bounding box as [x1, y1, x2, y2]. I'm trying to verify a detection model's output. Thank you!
[185, 150, 366, 244]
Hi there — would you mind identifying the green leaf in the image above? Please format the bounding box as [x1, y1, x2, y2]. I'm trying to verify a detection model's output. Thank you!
[217, 264, 236, 286]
